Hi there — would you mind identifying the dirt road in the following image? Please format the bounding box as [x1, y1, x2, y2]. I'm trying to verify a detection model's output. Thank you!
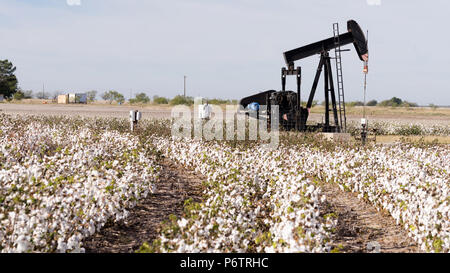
[2, 103, 449, 125]
[0, 103, 172, 119]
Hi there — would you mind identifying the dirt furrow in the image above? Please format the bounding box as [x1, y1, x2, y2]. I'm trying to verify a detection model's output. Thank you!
[320, 182, 419, 253]
[82, 158, 204, 253]
[82, 157, 419, 253]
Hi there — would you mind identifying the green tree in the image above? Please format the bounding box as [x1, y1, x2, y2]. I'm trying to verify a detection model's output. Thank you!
[130, 92, 150, 104]
[153, 95, 169, 104]
[13, 90, 25, 100]
[101, 91, 113, 103]
[86, 90, 97, 102]
[391, 97, 403, 106]
[207, 98, 232, 105]
[346, 101, 365, 107]
[115, 92, 125, 104]
[366, 100, 378, 106]
[429, 103, 437, 110]
[170, 95, 194, 106]
[401, 101, 418, 107]
[0, 60, 18, 98]
[379, 97, 403, 107]
[101, 90, 124, 104]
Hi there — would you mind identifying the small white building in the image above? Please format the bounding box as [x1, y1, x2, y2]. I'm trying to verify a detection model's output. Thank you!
[59, 93, 87, 104]
[57, 94, 68, 104]
[68, 94, 76, 103]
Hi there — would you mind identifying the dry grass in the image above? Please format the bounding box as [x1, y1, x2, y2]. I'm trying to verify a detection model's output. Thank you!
[376, 135, 450, 144]
[310, 105, 450, 119]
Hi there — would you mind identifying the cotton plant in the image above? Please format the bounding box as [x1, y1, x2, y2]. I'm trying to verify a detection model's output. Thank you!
[147, 136, 448, 253]
[346, 120, 450, 136]
[145, 137, 336, 253]
[1, 114, 448, 253]
[0, 116, 160, 253]
[281, 143, 449, 253]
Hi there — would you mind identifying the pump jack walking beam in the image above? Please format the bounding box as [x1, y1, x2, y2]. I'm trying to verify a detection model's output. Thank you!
[284, 20, 369, 66]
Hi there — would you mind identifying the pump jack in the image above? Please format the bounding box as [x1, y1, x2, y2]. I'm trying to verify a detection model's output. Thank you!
[239, 20, 368, 132]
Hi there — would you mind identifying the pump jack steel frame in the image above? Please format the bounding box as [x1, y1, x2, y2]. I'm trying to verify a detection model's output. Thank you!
[239, 20, 368, 133]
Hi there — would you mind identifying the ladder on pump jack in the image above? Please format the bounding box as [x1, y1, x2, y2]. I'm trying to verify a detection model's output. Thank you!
[333, 23, 347, 133]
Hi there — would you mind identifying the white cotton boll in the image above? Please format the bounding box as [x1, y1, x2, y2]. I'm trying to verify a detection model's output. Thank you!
[178, 244, 186, 253]
[291, 194, 301, 203]
[8, 211, 16, 220]
[15, 235, 30, 253]
[57, 238, 68, 253]
[178, 218, 188, 229]
[264, 246, 275, 253]
[88, 223, 95, 236]
[418, 171, 426, 182]
[66, 235, 80, 251]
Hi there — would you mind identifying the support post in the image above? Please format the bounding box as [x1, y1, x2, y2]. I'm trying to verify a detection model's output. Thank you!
[326, 57, 340, 132]
[295, 67, 302, 131]
[130, 110, 141, 132]
[324, 58, 330, 130]
[307, 55, 325, 109]
[184, 76, 187, 97]
[361, 118, 367, 145]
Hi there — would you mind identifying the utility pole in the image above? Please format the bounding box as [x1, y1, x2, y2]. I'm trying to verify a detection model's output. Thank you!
[361, 30, 369, 145]
[184, 76, 187, 97]
[363, 30, 369, 120]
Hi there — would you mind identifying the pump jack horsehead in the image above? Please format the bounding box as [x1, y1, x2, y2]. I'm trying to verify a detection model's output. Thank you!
[239, 20, 369, 133]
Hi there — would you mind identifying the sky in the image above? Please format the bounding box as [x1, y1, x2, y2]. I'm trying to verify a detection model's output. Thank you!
[1, 0, 449, 105]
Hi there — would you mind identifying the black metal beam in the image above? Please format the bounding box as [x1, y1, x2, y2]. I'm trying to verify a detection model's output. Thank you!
[306, 54, 325, 109]
[324, 58, 330, 129]
[326, 57, 340, 130]
[296, 67, 301, 131]
[283, 20, 368, 66]
[239, 90, 276, 110]
[284, 32, 354, 66]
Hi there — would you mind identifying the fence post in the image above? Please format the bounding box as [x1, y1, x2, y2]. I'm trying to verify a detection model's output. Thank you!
[130, 110, 142, 132]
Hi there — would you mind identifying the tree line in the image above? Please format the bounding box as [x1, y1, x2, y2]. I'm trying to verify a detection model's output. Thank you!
[343, 97, 419, 108]
[0, 59, 431, 107]
[301, 97, 420, 108]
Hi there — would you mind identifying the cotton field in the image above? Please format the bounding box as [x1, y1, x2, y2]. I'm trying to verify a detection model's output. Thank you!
[346, 120, 450, 136]
[0, 115, 160, 252]
[0, 114, 448, 253]
[143, 137, 449, 253]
